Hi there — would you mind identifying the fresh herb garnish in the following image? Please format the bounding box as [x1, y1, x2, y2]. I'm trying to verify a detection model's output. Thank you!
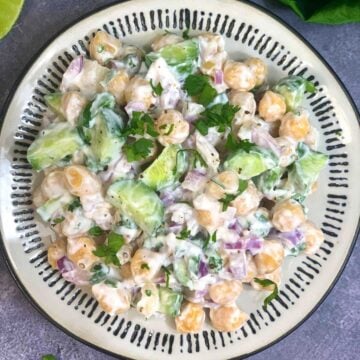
[219, 179, 248, 211]
[150, 79, 164, 96]
[41, 355, 57, 360]
[124, 111, 159, 137]
[182, 28, 190, 39]
[304, 79, 316, 93]
[92, 232, 125, 266]
[104, 279, 117, 287]
[204, 230, 217, 249]
[88, 226, 104, 236]
[184, 74, 217, 106]
[67, 197, 81, 212]
[176, 227, 191, 240]
[225, 133, 255, 152]
[208, 254, 223, 272]
[162, 265, 172, 288]
[254, 278, 278, 308]
[173, 149, 207, 175]
[159, 123, 174, 136]
[51, 216, 65, 226]
[195, 103, 239, 135]
[124, 138, 155, 162]
[145, 289, 152, 296]
[89, 263, 109, 284]
[141, 263, 150, 270]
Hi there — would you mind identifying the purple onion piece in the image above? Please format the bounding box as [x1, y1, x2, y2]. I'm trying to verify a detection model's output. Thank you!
[251, 128, 281, 157]
[199, 260, 209, 277]
[125, 101, 147, 115]
[68, 55, 84, 75]
[57, 256, 75, 274]
[228, 251, 247, 280]
[278, 228, 304, 246]
[62, 268, 90, 286]
[214, 69, 224, 85]
[223, 240, 245, 250]
[228, 219, 243, 234]
[245, 236, 264, 255]
[181, 169, 207, 192]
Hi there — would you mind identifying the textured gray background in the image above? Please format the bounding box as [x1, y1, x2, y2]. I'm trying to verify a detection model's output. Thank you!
[0, 1, 359, 359]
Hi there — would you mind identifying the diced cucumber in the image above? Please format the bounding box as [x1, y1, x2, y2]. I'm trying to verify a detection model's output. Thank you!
[158, 287, 183, 317]
[107, 179, 164, 234]
[44, 93, 63, 116]
[140, 145, 187, 190]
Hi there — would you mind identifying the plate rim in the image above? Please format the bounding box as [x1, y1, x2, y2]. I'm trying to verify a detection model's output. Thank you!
[0, 0, 359, 359]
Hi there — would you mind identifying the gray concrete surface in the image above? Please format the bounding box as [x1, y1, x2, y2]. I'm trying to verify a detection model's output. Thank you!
[0, 1, 359, 359]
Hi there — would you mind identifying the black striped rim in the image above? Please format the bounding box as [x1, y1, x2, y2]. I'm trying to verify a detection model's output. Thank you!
[0, 0, 359, 359]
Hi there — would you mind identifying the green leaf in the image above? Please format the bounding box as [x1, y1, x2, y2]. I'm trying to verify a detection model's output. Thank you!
[176, 227, 191, 240]
[124, 112, 159, 137]
[162, 265, 172, 288]
[150, 79, 164, 96]
[89, 263, 109, 284]
[277, 0, 360, 24]
[124, 138, 155, 162]
[254, 277, 279, 308]
[92, 232, 124, 266]
[225, 134, 255, 152]
[141, 262, 150, 270]
[107, 231, 125, 253]
[184, 74, 218, 106]
[219, 179, 248, 211]
[41, 355, 57, 360]
[88, 226, 104, 236]
[51, 216, 65, 225]
[67, 197, 81, 212]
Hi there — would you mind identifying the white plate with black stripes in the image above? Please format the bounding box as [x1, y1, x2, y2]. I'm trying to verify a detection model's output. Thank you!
[0, 0, 359, 359]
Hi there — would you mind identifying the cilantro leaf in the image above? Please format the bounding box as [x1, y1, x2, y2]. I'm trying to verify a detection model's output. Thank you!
[92, 232, 124, 266]
[161, 265, 172, 288]
[68, 197, 81, 212]
[204, 230, 217, 249]
[124, 138, 154, 162]
[304, 79, 316, 93]
[150, 79, 164, 96]
[219, 179, 248, 210]
[51, 217, 64, 226]
[104, 279, 117, 287]
[88, 226, 104, 236]
[141, 263, 150, 270]
[124, 112, 159, 138]
[195, 103, 239, 135]
[176, 227, 191, 240]
[182, 28, 190, 39]
[225, 133, 255, 152]
[184, 74, 218, 106]
[254, 277, 279, 308]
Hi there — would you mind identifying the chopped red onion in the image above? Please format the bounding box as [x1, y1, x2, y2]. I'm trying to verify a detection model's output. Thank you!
[228, 251, 247, 280]
[277, 228, 304, 247]
[181, 169, 207, 192]
[125, 101, 147, 116]
[62, 268, 90, 285]
[199, 260, 209, 277]
[57, 256, 75, 274]
[251, 128, 281, 157]
[228, 219, 243, 234]
[245, 236, 264, 255]
[60, 56, 84, 92]
[214, 69, 224, 85]
[223, 241, 245, 250]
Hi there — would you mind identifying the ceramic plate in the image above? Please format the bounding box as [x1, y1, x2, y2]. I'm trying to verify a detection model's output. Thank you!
[0, 0, 359, 359]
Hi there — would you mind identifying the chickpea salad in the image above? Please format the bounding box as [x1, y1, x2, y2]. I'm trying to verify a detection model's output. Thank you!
[27, 30, 328, 333]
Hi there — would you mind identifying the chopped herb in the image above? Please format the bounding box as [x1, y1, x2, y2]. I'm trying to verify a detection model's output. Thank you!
[204, 230, 217, 249]
[195, 103, 239, 135]
[92, 232, 125, 266]
[41, 355, 57, 360]
[208, 254, 223, 272]
[89, 263, 109, 284]
[182, 28, 190, 39]
[176, 227, 191, 240]
[173, 149, 207, 175]
[88, 226, 104, 236]
[334, 130, 342, 137]
[219, 179, 248, 211]
[51, 216, 64, 226]
[254, 278, 279, 308]
[97, 44, 105, 53]
[124, 138, 155, 162]
[141, 263, 150, 270]
[145, 289, 152, 296]
[150, 79, 164, 96]
[162, 265, 172, 288]
[210, 178, 226, 189]
[68, 197, 81, 212]
[104, 279, 117, 287]
[159, 123, 174, 136]
[184, 74, 218, 106]
[124, 111, 159, 138]
[225, 133, 255, 152]
[304, 79, 316, 93]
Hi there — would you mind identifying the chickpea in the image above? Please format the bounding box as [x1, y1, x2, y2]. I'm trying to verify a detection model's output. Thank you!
[130, 249, 164, 284]
[155, 110, 190, 146]
[209, 303, 248, 332]
[254, 239, 284, 275]
[231, 181, 262, 216]
[242, 255, 258, 283]
[61, 91, 87, 125]
[175, 302, 205, 333]
[106, 69, 130, 105]
[276, 136, 297, 167]
[67, 236, 98, 271]
[209, 280, 243, 305]
[92, 283, 131, 315]
[64, 165, 102, 196]
[193, 194, 222, 231]
[41, 169, 69, 199]
[89, 31, 123, 65]
[136, 282, 160, 318]
[300, 221, 324, 255]
[304, 125, 319, 150]
[124, 75, 156, 110]
[151, 33, 183, 52]
[229, 90, 256, 125]
[251, 267, 281, 290]
[206, 170, 239, 200]
[272, 199, 305, 232]
[258, 91, 286, 122]
[47, 238, 66, 269]
[244, 58, 267, 87]
[33, 186, 47, 208]
[224, 60, 256, 91]
[119, 262, 133, 280]
[279, 110, 310, 141]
